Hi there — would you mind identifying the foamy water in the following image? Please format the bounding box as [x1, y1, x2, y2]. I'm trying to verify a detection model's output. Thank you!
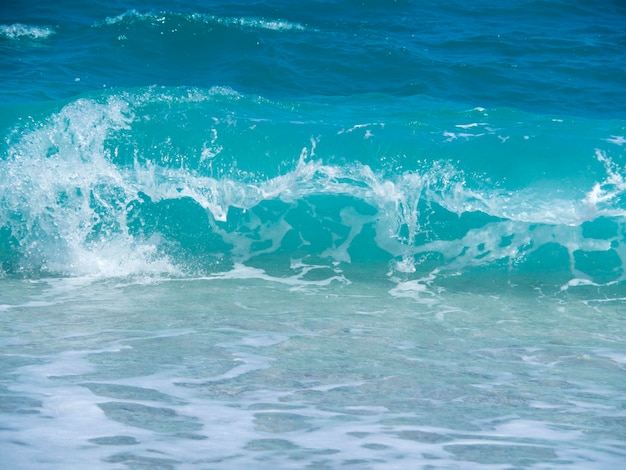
[2, 276, 625, 469]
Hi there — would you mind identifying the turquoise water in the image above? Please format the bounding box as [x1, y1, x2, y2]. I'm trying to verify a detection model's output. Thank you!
[1, 1, 626, 468]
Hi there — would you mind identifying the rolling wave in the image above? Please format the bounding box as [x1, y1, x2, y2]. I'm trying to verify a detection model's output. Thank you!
[1, 87, 625, 287]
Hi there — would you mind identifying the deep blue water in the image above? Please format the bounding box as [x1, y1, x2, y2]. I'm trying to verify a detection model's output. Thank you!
[2, 2, 626, 468]
[2, 0, 626, 117]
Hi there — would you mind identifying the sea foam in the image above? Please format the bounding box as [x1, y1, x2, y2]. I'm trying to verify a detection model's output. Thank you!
[0, 23, 55, 40]
[101, 10, 305, 32]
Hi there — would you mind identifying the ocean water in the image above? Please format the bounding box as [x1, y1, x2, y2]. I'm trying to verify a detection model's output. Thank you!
[1, 1, 626, 468]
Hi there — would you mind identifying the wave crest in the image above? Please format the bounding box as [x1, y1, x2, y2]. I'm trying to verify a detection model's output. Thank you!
[1, 87, 625, 287]
[101, 10, 306, 32]
[0, 23, 55, 40]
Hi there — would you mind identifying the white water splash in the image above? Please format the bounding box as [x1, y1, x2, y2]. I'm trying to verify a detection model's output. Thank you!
[0, 23, 55, 40]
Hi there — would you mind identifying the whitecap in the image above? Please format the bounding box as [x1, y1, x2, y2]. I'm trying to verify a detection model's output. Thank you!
[214, 16, 306, 32]
[0, 23, 55, 40]
[101, 10, 306, 32]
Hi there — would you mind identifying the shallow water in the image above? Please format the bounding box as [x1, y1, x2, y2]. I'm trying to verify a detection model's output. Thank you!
[2, 275, 625, 469]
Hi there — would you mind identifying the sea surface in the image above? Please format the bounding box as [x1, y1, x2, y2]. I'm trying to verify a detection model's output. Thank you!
[1, 1, 626, 468]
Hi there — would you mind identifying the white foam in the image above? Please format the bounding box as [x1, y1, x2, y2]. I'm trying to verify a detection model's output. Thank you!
[493, 419, 583, 441]
[1, 94, 183, 279]
[214, 16, 306, 32]
[101, 10, 306, 32]
[580, 149, 626, 218]
[606, 135, 626, 146]
[181, 352, 274, 384]
[388, 276, 439, 306]
[202, 263, 348, 288]
[455, 122, 488, 129]
[0, 23, 55, 40]
[337, 122, 385, 135]
[594, 350, 626, 366]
